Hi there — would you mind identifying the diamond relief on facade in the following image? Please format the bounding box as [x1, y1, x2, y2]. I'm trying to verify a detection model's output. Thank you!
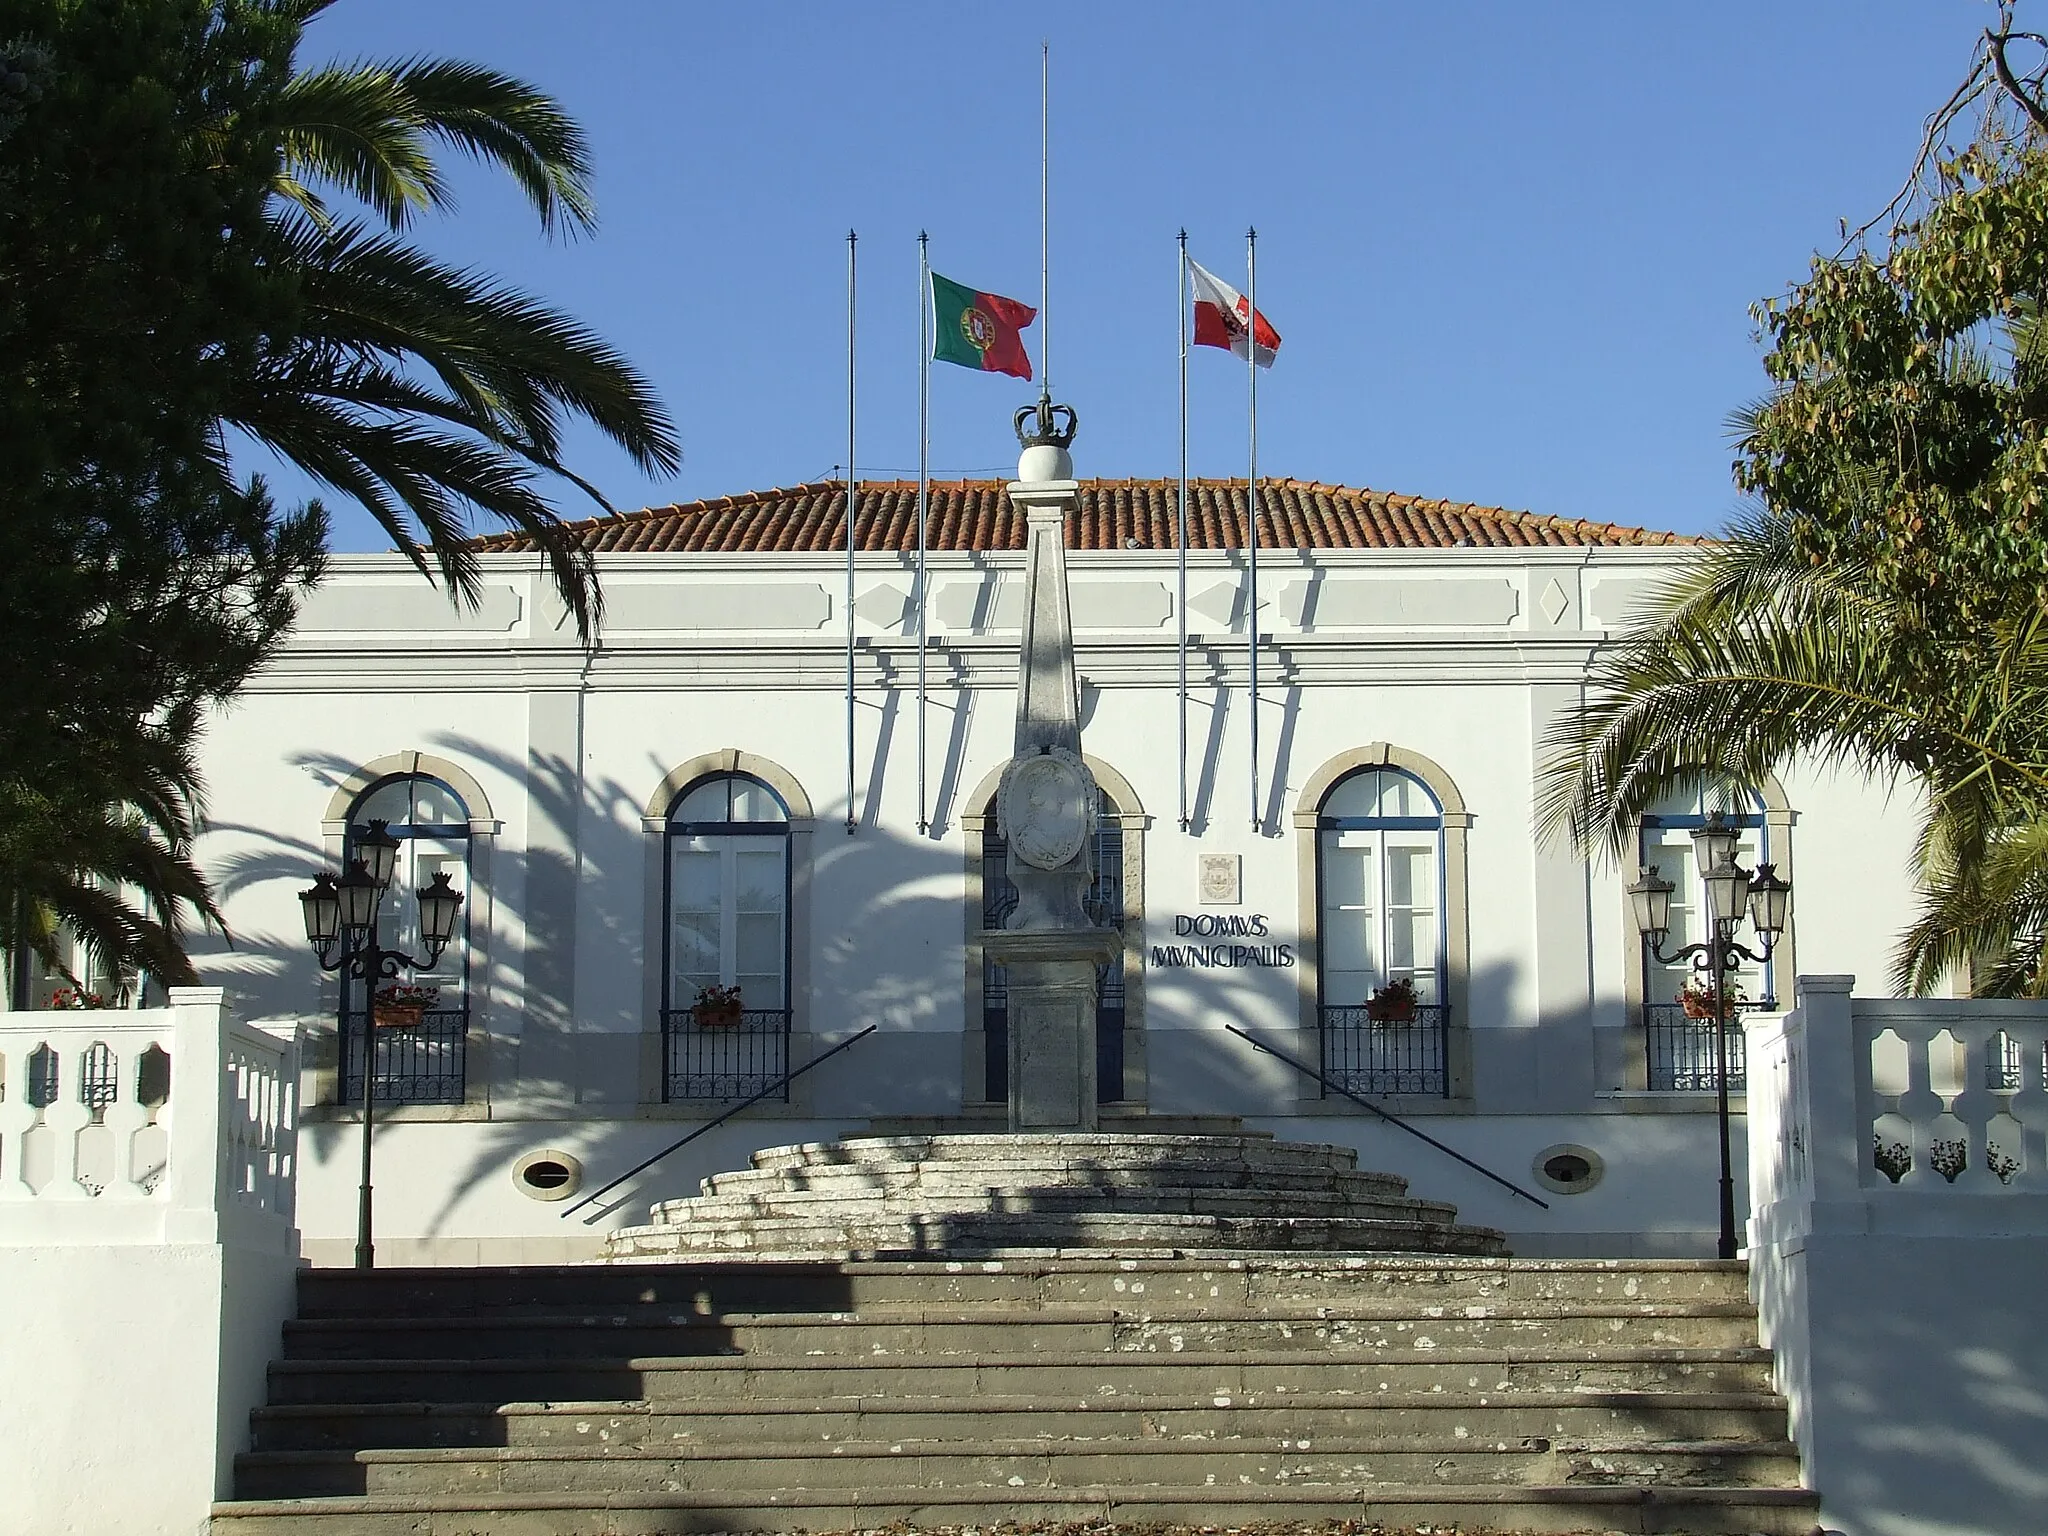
[1538, 576, 1571, 625]
[853, 582, 911, 629]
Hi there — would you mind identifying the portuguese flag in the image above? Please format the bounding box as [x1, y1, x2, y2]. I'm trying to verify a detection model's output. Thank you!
[931, 271, 1037, 381]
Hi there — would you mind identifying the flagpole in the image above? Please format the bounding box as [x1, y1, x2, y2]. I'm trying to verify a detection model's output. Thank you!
[844, 229, 858, 836]
[916, 231, 931, 837]
[1040, 40, 1050, 404]
[1246, 227, 1260, 833]
[1176, 230, 1190, 834]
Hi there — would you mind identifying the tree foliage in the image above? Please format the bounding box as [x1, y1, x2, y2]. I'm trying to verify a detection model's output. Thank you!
[0, 0, 675, 992]
[1543, 6, 2048, 997]
[1, 0, 322, 986]
[237, 3, 679, 637]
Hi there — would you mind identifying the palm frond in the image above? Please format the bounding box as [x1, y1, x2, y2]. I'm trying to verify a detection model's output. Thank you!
[273, 65, 441, 230]
[271, 56, 595, 236]
[1894, 817, 2048, 996]
[384, 58, 596, 235]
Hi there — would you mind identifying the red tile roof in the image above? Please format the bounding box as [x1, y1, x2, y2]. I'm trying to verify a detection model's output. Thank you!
[471, 479, 1696, 555]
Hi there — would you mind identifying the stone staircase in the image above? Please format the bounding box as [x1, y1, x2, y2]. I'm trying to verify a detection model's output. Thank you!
[608, 1132, 1512, 1259]
[211, 1253, 1820, 1535]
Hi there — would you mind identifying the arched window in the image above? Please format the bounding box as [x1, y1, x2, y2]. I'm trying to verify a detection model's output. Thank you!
[1638, 786, 1773, 1092]
[340, 773, 471, 1106]
[663, 772, 792, 1102]
[8, 926, 130, 1011]
[1316, 766, 1449, 1096]
[982, 786, 1127, 1104]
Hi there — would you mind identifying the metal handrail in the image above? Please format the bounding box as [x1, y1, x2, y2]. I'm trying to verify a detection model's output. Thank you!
[1224, 1023, 1549, 1210]
[561, 1024, 877, 1219]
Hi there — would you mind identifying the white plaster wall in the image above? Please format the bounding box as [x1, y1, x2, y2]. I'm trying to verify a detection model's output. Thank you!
[192, 687, 530, 1029]
[178, 543, 1939, 1260]
[0, 1238, 298, 1536]
[1753, 1229, 2048, 1536]
[293, 1113, 865, 1266]
[1774, 762, 1926, 994]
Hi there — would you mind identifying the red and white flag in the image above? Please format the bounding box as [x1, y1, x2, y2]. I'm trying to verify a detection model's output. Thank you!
[1187, 255, 1281, 367]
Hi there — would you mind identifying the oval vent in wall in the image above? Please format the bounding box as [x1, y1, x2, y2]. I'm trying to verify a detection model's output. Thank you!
[1532, 1143, 1604, 1195]
[512, 1148, 584, 1202]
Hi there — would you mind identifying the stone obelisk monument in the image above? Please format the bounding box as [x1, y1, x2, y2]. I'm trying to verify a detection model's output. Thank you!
[984, 399, 1119, 1132]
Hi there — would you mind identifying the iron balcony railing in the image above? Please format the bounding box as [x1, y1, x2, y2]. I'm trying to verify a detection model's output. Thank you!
[340, 1007, 468, 1106]
[1644, 1002, 1749, 1092]
[663, 1008, 791, 1103]
[1987, 1030, 2043, 1090]
[1320, 1003, 1451, 1098]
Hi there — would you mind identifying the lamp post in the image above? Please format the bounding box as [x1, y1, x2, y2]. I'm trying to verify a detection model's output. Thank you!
[1627, 812, 1792, 1261]
[299, 819, 463, 1269]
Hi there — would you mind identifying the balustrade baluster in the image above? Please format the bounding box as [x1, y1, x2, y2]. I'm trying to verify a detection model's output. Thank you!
[1894, 1021, 1944, 1189]
[2014, 1021, 2048, 1190]
[97, 1038, 152, 1200]
[1949, 1025, 2000, 1190]
[42, 1034, 95, 1200]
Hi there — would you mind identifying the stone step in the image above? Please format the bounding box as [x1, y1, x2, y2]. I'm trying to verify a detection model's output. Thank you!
[659, 1184, 1456, 1226]
[279, 1301, 1764, 1361]
[862, 1113, 1263, 1138]
[696, 1171, 1417, 1212]
[745, 1133, 1357, 1174]
[608, 1211, 1509, 1258]
[674, 1173, 1428, 1209]
[232, 1435, 1805, 1500]
[264, 1346, 1779, 1405]
[249, 1388, 1792, 1454]
[292, 1258, 1755, 1320]
[208, 1480, 1825, 1536]
[707, 1152, 1407, 1186]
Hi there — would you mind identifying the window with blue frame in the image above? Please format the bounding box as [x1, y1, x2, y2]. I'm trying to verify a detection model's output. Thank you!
[662, 772, 791, 1101]
[339, 773, 471, 1105]
[1316, 766, 1449, 1096]
[1639, 787, 1772, 1091]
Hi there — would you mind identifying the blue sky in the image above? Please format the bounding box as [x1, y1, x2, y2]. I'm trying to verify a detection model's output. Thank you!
[285, 1, 1986, 548]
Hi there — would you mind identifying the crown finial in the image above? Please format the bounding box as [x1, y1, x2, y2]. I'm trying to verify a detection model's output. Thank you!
[1013, 397, 1078, 482]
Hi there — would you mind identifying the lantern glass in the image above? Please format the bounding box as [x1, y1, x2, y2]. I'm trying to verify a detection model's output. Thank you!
[299, 872, 341, 949]
[1627, 865, 1675, 939]
[417, 870, 464, 951]
[1747, 862, 1792, 937]
[355, 819, 401, 889]
[1692, 813, 1740, 877]
[336, 861, 381, 932]
[1702, 853, 1751, 926]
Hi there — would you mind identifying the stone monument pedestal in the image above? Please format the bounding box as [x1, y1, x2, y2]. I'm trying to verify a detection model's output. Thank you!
[984, 927, 1120, 1132]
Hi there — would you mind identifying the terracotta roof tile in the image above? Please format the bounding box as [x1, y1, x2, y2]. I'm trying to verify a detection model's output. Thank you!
[468, 479, 1698, 556]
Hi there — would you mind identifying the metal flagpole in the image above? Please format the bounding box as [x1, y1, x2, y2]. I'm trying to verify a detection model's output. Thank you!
[916, 232, 931, 836]
[1177, 230, 1190, 833]
[1246, 227, 1261, 832]
[844, 230, 858, 835]
[1040, 41, 1051, 405]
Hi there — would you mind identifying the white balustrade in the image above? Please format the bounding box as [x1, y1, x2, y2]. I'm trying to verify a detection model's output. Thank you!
[1748, 976, 2048, 1242]
[1745, 976, 2048, 1536]
[0, 987, 302, 1244]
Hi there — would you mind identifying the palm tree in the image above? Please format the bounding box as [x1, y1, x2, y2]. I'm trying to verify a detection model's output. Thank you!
[227, 1, 681, 638]
[1535, 505, 2048, 997]
[1, 474, 326, 999]
[1, 744, 222, 1000]
[3, 2, 672, 996]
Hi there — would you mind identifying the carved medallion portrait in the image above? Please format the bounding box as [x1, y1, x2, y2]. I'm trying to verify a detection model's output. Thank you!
[1001, 749, 1093, 871]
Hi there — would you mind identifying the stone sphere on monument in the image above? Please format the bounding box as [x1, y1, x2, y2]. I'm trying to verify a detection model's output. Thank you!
[1016, 440, 1072, 482]
[1013, 397, 1078, 484]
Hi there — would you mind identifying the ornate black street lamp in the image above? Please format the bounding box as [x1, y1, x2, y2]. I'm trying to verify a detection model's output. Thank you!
[1628, 811, 1792, 1260]
[299, 819, 463, 1269]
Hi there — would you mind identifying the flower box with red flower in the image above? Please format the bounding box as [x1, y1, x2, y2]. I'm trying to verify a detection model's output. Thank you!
[692, 984, 744, 1029]
[1365, 977, 1419, 1024]
[372, 984, 439, 1030]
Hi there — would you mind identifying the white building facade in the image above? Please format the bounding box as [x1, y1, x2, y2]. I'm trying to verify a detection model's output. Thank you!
[14, 476, 1926, 1263]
